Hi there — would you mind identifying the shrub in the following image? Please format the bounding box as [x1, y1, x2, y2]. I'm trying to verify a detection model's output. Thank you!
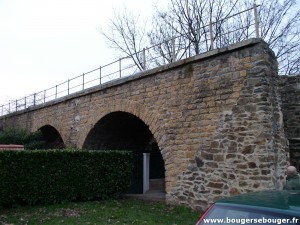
[0, 128, 46, 149]
[0, 150, 133, 207]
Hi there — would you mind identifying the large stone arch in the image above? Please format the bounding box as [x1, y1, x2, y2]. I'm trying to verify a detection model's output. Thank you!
[78, 99, 167, 159]
[82, 111, 153, 150]
[80, 100, 167, 194]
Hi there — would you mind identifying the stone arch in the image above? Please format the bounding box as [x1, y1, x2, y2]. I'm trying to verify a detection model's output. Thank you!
[79, 99, 167, 159]
[82, 111, 153, 151]
[38, 124, 65, 149]
[81, 100, 166, 194]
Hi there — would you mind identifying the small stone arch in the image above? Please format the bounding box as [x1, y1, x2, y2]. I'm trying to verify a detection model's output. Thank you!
[38, 124, 65, 149]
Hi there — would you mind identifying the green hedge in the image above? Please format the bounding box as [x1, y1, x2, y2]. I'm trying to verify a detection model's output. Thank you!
[0, 150, 133, 207]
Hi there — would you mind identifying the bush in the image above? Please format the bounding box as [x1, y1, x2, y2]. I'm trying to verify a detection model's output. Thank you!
[0, 150, 133, 207]
[0, 128, 46, 149]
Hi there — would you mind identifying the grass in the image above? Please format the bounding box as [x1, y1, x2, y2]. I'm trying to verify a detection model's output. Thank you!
[0, 199, 200, 225]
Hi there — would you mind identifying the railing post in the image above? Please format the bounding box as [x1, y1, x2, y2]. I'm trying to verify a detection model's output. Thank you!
[99, 66, 102, 84]
[82, 73, 85, 90]
[68, 80, 70, 95]
[8, 103, 10, 113]
[143, 48, 146, 70]
[25, 97, 27, 108]
[119, 58, 122, 78]
[253, 4, 260, 38]
[33, 93, 36, 106]
[15, 100, 17, 112]
[209, 14, 214, 50]
[44, 90, 46, 103]
[55, 85, 58, 99]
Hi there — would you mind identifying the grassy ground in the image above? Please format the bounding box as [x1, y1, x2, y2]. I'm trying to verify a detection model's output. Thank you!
[0, 199, 200, 225]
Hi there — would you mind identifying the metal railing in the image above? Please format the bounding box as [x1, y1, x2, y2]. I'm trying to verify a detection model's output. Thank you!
[0, 4, 260, 117]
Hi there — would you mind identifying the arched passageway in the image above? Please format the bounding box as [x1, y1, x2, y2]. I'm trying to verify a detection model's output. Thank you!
[83, 111, 165, 194]
[39, 125, 65, 149]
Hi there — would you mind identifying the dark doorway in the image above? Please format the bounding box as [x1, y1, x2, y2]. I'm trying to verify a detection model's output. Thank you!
[82, 111, 165, 194]
[39, 125, 65, 149]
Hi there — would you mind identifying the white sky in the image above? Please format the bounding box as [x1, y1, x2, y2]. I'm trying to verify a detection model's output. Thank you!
[0, 0, 162, 106]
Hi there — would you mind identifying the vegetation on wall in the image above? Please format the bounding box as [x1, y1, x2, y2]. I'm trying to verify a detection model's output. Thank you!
[0, 150, 133, 208]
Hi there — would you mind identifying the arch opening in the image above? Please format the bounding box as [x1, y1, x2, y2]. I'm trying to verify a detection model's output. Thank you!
[83, 111, 165, 194]
[39, 125, 65, 149]
[289, 139, 300, 171]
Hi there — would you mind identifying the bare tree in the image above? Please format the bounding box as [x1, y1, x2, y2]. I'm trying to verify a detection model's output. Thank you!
[100, 0, 300, 75]
[100, 0, 239, 68]
[99, 8, 148, 71]
[260, 0, 300, 75]
[221, 0, 300, 75]
[150, 0, 239, 55]
[147, 12, 188, 66]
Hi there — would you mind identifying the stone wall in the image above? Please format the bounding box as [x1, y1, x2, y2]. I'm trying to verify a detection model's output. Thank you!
[165, 39, 289, 210]
[279, 76, 300, 169]
[0, 39, 289, 211]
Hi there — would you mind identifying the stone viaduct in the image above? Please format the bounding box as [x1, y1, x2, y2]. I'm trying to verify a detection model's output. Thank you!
[0, 38, 297, 210]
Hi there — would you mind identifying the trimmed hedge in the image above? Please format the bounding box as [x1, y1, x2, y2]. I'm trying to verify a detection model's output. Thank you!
[0, 150, 133, 207]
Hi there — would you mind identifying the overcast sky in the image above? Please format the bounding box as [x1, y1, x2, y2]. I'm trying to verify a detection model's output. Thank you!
[0, 0, 163, 106]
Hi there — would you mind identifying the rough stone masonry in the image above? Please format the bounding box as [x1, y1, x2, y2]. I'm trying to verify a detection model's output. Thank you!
[0, 39, 289, 211]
